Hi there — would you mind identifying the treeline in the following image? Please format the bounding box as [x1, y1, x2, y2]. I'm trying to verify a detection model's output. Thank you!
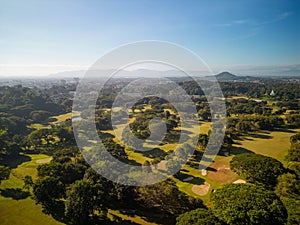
[0, 85, 70, 161]
[227, 115, 285, 134]
[178, 79, 300, 101]
[278, 133, 300, 224]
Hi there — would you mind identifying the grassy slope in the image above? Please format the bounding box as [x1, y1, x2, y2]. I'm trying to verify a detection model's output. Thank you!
[51, 112, 72, 124]
[234, 128, 300, 165]
[0, 154, 63, 225]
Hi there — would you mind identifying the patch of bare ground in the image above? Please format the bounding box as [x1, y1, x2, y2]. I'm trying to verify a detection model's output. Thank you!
[207, 160, 237, 184]
[191, 182, 210, 196]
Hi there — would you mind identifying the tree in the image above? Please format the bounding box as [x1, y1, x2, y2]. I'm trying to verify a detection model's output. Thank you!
[230, 153, 285, 188]
[275, 173, 300, 199]
[0, 165, 10, 184]
[211, 184, 287, 225]
[275, 173, 300, 225]
[60, 162, 86, 185]
[286, 133, 300, 162]
[23, 175, 33, 191]
[176, 208, 224, 225]
[137, 179, 203, 215]
[33, 176, 65, 212]
[65, 179, 106, 224]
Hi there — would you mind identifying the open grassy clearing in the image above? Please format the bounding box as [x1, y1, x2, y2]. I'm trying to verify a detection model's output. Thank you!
[0, 154, 60, 225]
[233, 128, 300, 165]
[27, 123, 50, 130]
[51, 112, 73, 124]
[0, 197, 63, 225]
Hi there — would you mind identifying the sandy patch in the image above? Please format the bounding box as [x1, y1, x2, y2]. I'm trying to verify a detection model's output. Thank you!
[183, 177, 193, 182]
[36, 158, 52, 164]
[233, 179, 246, 184]
[201, 169, 207, 176]
[157, 160, 167, 170]
[191, 182, 210, 196]
[207, 161, 237, 184]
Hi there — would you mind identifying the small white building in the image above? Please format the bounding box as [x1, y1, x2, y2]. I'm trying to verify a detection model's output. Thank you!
[270, 90, 275, 96]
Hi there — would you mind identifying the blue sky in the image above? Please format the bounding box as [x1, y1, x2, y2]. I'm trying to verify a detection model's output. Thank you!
[0, 0, 299, 76]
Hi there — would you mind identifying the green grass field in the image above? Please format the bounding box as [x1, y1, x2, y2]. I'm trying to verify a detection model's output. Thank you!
[233, 128, 300, 165]
[0, 154, 62, 225]
[51, 112, 73, 124]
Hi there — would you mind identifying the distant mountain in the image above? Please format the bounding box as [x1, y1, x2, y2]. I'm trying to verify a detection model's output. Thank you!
[48, 69, 262, 80]
[48, 69, 206, 79]
[203, 71, 258, 81]
[215, 72, 239, 81]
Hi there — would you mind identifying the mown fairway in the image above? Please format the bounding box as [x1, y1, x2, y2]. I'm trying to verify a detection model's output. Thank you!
[0, 154, 63, 225]
[233, 128, 300, 165]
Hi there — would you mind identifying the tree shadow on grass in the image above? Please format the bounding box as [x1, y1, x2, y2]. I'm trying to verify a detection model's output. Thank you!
[0, 188, 30, 200]
[248, 133, 272, 139]
[231, 146, 254, 155]
[140, 148, 167, 159]
[206, 166, 217, 172]
[0, 154, 31, 168]
[175, 171, 206, 185]
[187, 177, 205, 185]
[126, 208, 175, 225]
[275, 128, 297, 133]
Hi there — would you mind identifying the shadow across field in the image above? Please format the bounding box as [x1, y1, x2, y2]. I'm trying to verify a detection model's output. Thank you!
[0, 154, 31, 168]
[140, 148, 168, 159]
[175, 172, 206, 185]
[230, 146, 254, 155]
[0, 188, 30, 200]
[248, 133, 272, 139]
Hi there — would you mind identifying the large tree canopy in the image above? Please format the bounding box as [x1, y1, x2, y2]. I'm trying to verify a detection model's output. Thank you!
[176, 208, 224, 225]
[0, 165, 10, 184]
[137, 179, 203, 215]
[230, 153, 285, 188]
[64, 179, 106, 224]
[211, 184, 287, 225]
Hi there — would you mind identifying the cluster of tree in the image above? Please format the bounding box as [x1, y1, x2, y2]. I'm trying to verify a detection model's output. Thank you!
[220, 81, 300, 100]
[32, 144, 204, 224]
[0, 165, 11, 184]
[0, 85, 70, 160]
[286, 133, 300, 162]
[276, 100, 300, 111]
[211, 184, 287, 224]
[286, 114, 300, 128]
[226, 98, 271, 115]
[227, 115, 284, 134]
[0, 85, 66, 122]
[230, 153, 285, 188]
[0, 129, 22, 160]
[176, 208, 224, 225]
[177, 79, 300, 110]
[276, 133, 300, 224]
[21, 121, 76, 155]
[228, 150, 300, 224]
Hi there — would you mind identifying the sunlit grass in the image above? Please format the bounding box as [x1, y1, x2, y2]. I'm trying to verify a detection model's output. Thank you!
[0, 154, 60, 225]
[234, 128, 300, 165]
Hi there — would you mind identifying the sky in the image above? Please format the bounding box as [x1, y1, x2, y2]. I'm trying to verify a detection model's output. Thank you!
[0, 0, 299, 77]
